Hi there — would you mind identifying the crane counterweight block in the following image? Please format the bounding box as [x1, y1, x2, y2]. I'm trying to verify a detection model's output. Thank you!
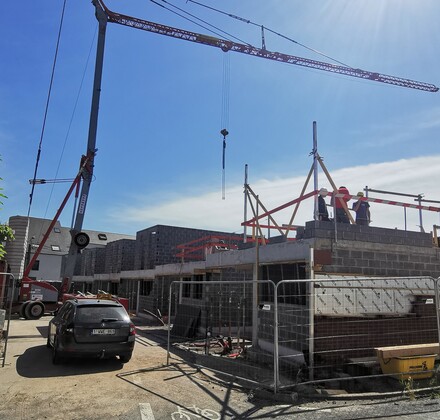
[94, 0, 438, 93]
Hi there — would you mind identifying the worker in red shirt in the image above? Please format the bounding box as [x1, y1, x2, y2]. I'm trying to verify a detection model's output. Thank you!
[334, 186, 350, 223]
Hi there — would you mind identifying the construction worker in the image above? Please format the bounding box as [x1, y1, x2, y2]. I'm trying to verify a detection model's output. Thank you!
[352, 191, 370, 225]
[334, 186, 350, 223]
[318, 188, 330, 221]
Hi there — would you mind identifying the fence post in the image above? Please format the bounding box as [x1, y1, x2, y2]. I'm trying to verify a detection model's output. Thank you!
[436, 277, 440, 347]
[166, 280, 174, 366]
[1, 273, 15, 368]
[308, 248, 315, 381]
[274, 281, 279, 394]
[252, 228, 260, 346]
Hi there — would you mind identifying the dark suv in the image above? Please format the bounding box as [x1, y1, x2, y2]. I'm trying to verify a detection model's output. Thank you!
[47, 299, 135, 364]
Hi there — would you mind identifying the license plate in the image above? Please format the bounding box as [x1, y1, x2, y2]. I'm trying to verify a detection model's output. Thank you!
[92, 328, 116, 335]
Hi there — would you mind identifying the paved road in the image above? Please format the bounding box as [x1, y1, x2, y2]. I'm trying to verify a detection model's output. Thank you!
[1, 316, 440, 419]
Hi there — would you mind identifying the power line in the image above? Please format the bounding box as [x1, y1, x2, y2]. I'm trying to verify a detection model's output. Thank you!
[28, 0, 68, 217]
[43, 26, 98, 221]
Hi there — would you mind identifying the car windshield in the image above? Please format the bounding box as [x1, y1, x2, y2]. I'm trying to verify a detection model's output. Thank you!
[76, 306, 128, 323]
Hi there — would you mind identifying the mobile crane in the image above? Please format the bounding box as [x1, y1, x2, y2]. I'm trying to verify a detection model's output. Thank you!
[11, 152, 95, 319]
[13, 0, 438, 318]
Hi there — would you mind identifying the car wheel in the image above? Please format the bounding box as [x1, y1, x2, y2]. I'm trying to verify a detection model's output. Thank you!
[25, 301, 45, 320]
[52, 337, 63, 365]
[119, 354, 131, 363]
[19, 302, 30, 319]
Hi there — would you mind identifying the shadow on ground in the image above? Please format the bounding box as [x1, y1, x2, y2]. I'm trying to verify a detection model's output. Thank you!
[15, 345, 124, 378]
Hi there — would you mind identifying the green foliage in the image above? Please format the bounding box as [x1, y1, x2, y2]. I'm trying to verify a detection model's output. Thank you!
[401, 376, 416, 400]
[0, 157, 15, 260]
[0, 224, 14, 260]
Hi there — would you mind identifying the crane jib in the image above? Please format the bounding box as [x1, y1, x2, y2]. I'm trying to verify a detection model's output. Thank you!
[98, 1, 438, 92]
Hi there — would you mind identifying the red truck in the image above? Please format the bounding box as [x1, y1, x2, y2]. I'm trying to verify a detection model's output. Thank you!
[12, 279, 62, 319]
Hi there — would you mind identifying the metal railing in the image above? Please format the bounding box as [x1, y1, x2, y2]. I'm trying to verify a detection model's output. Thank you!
[165, 276, 439, 394]
[0, 273, 16, 368]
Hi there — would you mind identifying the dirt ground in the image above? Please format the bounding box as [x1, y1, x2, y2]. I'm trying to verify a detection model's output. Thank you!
[2, 316, 440, 420]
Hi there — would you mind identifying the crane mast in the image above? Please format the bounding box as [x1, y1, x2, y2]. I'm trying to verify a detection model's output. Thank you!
[95, 0, 438, 92]
[60, 3, 108, 291]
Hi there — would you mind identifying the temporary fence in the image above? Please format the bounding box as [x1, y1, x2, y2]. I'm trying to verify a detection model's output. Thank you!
[166, 276, 440, 394]
[0, 273, 16, 368]
[166, 280, 278, 388]
[276, 276, 439, 392]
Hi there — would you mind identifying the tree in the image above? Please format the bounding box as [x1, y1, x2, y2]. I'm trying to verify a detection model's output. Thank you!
[0, 157, 15, 259]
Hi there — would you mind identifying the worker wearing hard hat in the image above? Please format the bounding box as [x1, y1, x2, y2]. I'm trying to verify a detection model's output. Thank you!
[318, 188, 330, 221]
[352, 191, 371, 225]
[334, 186, 350, 223]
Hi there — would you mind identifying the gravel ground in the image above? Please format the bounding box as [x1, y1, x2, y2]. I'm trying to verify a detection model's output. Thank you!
[1, 316, 440, 419]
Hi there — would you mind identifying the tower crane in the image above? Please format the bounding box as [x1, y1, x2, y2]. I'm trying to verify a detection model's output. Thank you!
[59, 0, 438, 295]
[96, 0, 438, 92]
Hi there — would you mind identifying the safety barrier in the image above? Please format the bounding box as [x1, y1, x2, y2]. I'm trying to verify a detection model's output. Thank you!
[166, 280, 277, 388]
[0, 273, 16, 368]
[276, 276, 439, 392]
[165, 276, 440, 394]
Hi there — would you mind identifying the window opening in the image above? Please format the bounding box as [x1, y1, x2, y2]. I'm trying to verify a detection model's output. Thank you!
[182, 277, 191, 298]
[193, 274, 203, 299]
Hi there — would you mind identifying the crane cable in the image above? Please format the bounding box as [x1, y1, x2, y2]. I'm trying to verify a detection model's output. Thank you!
[42, 26, 98, 227]
[151, 0, 234, 200]
[220, 54, 230, 200]
[182, 0, 353, 68]
[150, 0, 252, 46]
[28, 0, 68, 217]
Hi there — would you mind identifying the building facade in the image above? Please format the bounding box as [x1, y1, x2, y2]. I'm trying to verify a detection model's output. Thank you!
[4, 216, 135, 283]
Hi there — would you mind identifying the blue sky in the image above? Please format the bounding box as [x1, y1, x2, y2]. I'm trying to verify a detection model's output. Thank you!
[1, 0, 440, 236]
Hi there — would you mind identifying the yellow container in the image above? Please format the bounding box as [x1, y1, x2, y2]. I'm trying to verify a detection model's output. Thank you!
[378, 354, 437, 380]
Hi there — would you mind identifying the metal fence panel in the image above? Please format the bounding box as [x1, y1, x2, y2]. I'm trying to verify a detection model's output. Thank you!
[0, 273, 16, 368]
[276, 276, 439, 391]
[166, 280, 277, 388]
[165, 276, 439, 394]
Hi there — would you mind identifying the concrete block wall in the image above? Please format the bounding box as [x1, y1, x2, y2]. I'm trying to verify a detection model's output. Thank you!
[258, 303, 309, 352]
[80, 247, 106, 275]
[104, 239, 136, 273]
[257, 286, 438, 366]
[296, 221, 440, 277]
[325, 244, 440, 277]
[298, 220, 434, 247]
[285, 221, 440, 364]
[75, 248, 94, 276]
[313, 302, 438, 363]
[144, 268, 254, 337]
[134, 225, 239, 270]
[138, 275, 177, 315]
